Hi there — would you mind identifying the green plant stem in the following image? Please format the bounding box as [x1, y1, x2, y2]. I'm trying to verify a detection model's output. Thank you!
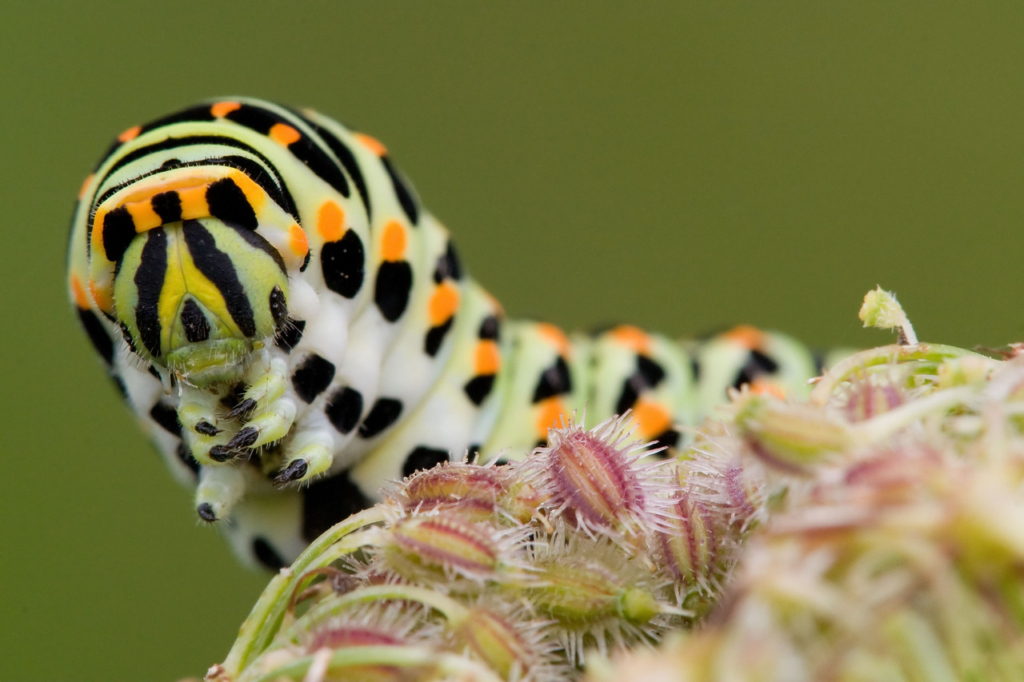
[219, 507, 385, 678]
[290, 583, 471, 635]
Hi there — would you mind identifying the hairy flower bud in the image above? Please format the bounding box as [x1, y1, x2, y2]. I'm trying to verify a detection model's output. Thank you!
[735, 394, 852, 471]
[387, 514, 502, 581]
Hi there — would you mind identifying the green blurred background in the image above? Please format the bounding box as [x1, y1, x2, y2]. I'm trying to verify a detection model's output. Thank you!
[3, 2, 1024, 679]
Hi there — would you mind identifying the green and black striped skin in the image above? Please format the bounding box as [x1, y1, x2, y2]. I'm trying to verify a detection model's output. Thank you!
[68, 98, 837, 570]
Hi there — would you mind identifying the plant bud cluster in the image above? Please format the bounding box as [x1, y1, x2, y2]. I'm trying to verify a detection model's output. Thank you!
[589, 298, 1024, 681]
[211, 414, 769, 681]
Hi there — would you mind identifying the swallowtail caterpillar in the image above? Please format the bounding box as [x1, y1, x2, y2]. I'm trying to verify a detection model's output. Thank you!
[68, 99, 833, 569]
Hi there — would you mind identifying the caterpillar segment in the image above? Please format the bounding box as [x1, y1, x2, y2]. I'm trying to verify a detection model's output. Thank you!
[68, 99, 826, 571]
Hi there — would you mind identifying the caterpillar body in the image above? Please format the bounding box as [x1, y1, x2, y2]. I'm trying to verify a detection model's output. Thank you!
[68, 99, 832, 570]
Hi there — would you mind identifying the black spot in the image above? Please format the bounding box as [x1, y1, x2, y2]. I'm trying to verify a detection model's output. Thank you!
[424, 317, 454, 357]
[150, 190, 182, 223]
[433, 241, 462, 283]
[615, 381, 640, 415]
[134, 228, 168, 357]
[291, 354, 336, 403]
[690, 358, 701, 382]
[275, 319, 305, 352]
[464, 375, 496, 406]
[532, 356, 572, 404]
[358, 398, 403, 438]
[616, 355, 667, 415]
[812, 350, 827, 375]
[381, 156, 419, 225]
[252, 537, 286, 571]
[535, 438, 549, 449]
[101, 206, 137, 264]
[467, 443, 482, 460]
[77, 309, 114, 365]
[222, 221, 286, 273]
[149, 402, 182, 437]
[652, 428, 681, 454]
[478, 315, 500, 340]
[160, 158, 182, 169]
[148, 365, 162, 381]
[302, 471, 372, 542]
[321, 230, 365, 298]
[176, 442, 200, 474]
[402, 446, 449, 478]
[205, 178, 258, 231]
[732, 349, 780, 390]
[294, 114, 372, 218]
[180, 298, 211, 343]
[300, 250, 311, 272]
[326, 387, 364, 434]
[225, 104, 351, 198]
[182, 220, 256, 336]
[118, 321, 138, 354]
[269, 286, 287, 326]
[637, 355, 666, 388]
[374, 261, 413, 322]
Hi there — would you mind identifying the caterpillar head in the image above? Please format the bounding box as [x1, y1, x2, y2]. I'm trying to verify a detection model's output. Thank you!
[87, 166, 307, 387]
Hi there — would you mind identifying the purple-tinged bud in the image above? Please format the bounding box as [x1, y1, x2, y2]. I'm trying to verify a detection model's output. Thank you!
[455, 608, 540, 678]
[735, 394, 852, 472]
[399, 463, 509, 521]
[654, 492, 717, 591]
[841, 375, 906, 422]
[388, 514, 501, 580]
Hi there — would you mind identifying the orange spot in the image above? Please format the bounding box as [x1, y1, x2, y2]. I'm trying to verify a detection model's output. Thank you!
[631, 400, 672, 438]
[474, 340, 501, 375]
[126, 199, 162, 231]
[88, 279, 113, 313]
[354, 133, 387, 156]
[317, 201, 345, 241]
[102, 172, 222, 207]
[381, 220, 406, 261]
[609, 325, 651, 354]
[535, 398, 567, 438]
[289, 224, 309, 258]
[78, 174, 94, 201]
[117, 125, 141, 143]
[70, 275, 90, 309]
[269, 123, 301, 146]
[535, 322, 571, 357]
[210, 101, 241, 118]
[177, 185, 210, 219]
[723, 324, 765, 350]
[750, 378, 787, 400]
[429, 282, 460, 326]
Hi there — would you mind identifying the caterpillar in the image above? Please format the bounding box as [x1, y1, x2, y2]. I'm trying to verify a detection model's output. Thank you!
[67, 98, 837, 570]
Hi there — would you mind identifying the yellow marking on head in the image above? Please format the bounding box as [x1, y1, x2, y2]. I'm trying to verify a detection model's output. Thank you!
[749, 378, 786, 400]
[289, 224, 309, 258]
[354, 133, 387, 156]
[126, 198, 163, 232]
[78, 174, 94, 201]
[723, 324, 766, 350]
[211, 101, 241, 118]
[317, 201, 345, 241]
[70, 275, 90, 309]
[118, 125, 142, 143]
[535, 398, 567, 438]
[535, 322, 571, 357]
[381, 220, 406, 261]
[269, 123, 301, 146]
[609, 325, 651, 354]
[631, 400, 672, 439]
[474, 339, 501, 376]
[158, 243, 241, 351]
[429, 282, 460, 326]
[178, 185, 210, 220]
[89, 279, 113, 313]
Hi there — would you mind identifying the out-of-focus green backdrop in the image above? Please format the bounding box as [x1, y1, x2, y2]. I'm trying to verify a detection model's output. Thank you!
[3, 2, 1024, 679]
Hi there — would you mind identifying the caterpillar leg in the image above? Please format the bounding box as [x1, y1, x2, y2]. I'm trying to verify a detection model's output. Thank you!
[195, 463, 246, 522]
[274, 429, 335, 485]
[214, 355, 297, 459]
[179, 385, 238, 464]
